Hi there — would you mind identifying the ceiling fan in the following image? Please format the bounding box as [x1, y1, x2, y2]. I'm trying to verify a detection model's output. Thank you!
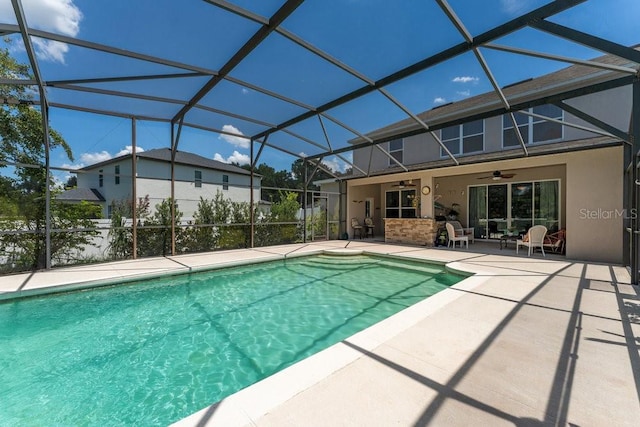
[392, 179, 417, 188]
[477, 170, 516, 181]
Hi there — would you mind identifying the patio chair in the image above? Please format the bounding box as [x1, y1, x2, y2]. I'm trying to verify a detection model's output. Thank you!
[364, 217, 374, 238]
[445, 222, 468, 249]
[351, 218, 363, 239]
[544, 228, 566, 254]
[516, 225, 547, 257]
[447, 220, 474, 243]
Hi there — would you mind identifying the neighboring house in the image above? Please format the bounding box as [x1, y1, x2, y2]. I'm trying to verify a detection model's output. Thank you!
[65, 148, 261, 219]
[342, 49, 636, 264]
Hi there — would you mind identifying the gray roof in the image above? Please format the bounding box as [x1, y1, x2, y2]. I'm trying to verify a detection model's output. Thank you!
[80, 148, 257, 177]
[56, 188, 105, 202]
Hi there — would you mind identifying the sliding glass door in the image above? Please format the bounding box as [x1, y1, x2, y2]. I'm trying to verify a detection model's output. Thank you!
[534, 181, 560, 230]
[468, 180, 560, 239]
[511, 183, 533, 233]
[488, 185, 508, 237]
[469, 186, 486, 238]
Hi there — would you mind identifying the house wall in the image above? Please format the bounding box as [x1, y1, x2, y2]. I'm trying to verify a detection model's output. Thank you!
[352, 85, 630, 170]
[138, 159, 258, 217]
[77, 159, 132, 217]
[565, 146, 624, 264]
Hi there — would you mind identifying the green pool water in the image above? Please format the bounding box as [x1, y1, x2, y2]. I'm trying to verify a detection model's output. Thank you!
[0, 254, 463, 426]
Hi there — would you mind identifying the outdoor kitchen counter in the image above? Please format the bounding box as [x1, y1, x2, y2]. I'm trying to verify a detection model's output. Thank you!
[384, 218, 443, 247]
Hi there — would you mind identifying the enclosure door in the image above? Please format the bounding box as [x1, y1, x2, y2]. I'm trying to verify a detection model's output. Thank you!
[310, 195, 328, 241]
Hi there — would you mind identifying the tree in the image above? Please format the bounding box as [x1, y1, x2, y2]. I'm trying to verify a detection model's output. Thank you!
[106, 196, 150, 260]
[241, 163, 295, 203]
[290, 158, 335, 190]
[270, 191, 302, 244]
[184, 196, 218, 253]
[0, 47, 86, 270]
[137, 198, 183, 257]
[64, 175, 77, 189]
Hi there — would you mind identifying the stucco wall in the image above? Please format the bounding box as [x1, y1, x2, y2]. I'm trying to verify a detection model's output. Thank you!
[351, 85, 629, 172]
[347, 146, 625, 264]
[565, 146, 624, 263]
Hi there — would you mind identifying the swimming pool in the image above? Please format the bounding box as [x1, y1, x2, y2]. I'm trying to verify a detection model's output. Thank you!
[0, 253, 463, 426]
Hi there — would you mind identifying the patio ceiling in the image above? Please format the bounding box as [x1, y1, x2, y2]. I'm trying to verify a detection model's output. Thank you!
[2, 0, 640, 177]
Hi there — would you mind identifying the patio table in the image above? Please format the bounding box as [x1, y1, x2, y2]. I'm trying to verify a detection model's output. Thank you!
[500, 234, 520, 249]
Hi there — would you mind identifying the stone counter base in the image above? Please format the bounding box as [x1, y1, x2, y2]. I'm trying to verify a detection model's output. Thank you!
[384, 218, 444, 247]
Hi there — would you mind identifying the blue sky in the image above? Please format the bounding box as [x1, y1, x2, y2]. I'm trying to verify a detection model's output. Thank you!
[1, 0, 640, 179]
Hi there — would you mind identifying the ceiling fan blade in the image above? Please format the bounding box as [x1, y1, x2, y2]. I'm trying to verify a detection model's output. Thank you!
[501, 174, 515, 178]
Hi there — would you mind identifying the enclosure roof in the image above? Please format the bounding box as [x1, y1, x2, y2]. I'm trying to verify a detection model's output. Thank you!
[350, 48, 639, 145]
[3, 0, 640, 176]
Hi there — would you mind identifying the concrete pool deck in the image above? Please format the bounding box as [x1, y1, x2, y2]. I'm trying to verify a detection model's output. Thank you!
[1, 241, 639, 426]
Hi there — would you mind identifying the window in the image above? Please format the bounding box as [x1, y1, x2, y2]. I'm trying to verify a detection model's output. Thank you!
[107, 204, 113, 219]
[99, 169, 103, 187]
[195, 170, 202, 188]
[222, 174, 229, 190]
[385, 189, 416, 218]
[503, 104, 563, 148]
[388, 138, 403, 166]
[115, 165, 120, 185]
[441, 119, 484, 157]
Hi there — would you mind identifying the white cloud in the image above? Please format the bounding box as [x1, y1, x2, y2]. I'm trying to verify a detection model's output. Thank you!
[500, 0, 531, 15]
[80, 150, 112, 165]
[322, 153, 352, 174]
[62, 145, 146, 169]
[433, 97, 446, 104]
[0, 0, 83, 64]
[457, 90, 471, 97]
[241, 88, 250, 95]
[115, 145, 145, 157]
[32, 39, 71, 63]
[218, 124, 250, 149]
[214, 150, 250, 165]
[323, 158, 346, 174]
[452, 76, 479, 83]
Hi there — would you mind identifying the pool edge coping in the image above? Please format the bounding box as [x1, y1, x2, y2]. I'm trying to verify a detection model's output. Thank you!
[0, 250, 330, 302]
